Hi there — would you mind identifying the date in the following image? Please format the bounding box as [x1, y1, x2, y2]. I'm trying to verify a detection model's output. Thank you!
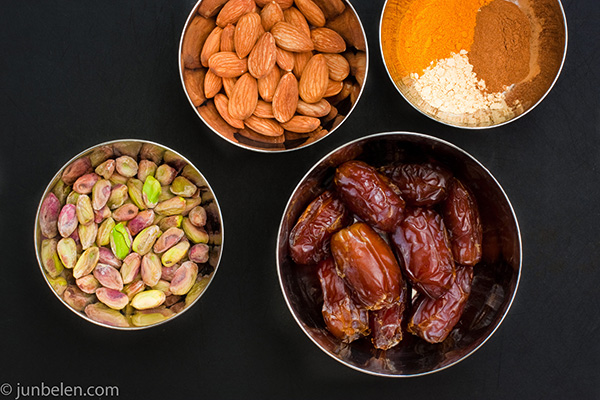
[369, 281, 408, 350]
[391, 208, 455, 299]
[442, 178, 482, 266]
[381, 163, 452, 206]
[331, 222, 402, 310]
[318, 258, 370, 343]
[334, 160, 405, 232]
[407, 265, 473, 343]
[289, 190, 352, 265]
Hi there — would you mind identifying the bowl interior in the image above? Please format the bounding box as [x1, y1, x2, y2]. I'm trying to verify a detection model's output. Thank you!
[380, 0, 567, 128]
[277, 132, 521, 376]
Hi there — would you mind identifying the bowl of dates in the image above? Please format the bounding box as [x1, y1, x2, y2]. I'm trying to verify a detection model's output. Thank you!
[34, 140, 224, 329]
[276, 132, 521, 376]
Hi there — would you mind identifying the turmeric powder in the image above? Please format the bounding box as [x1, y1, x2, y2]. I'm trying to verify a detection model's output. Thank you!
[396, 0, 493, 75]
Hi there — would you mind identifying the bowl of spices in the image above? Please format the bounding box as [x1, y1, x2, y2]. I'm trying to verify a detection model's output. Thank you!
[380, 0, 567, 128]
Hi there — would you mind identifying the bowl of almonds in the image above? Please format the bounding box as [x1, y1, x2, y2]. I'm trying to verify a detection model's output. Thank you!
[179, 0, 368, 151]
[34, 140, 224, 329]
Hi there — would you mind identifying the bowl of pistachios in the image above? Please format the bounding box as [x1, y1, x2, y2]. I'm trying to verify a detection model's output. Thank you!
[34, 139, 224, 329]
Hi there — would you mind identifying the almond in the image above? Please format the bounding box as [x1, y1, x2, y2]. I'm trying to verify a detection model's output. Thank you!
[283, 7, 310, 38]
[235, 12, 263, 59]
[228, 73, 258, 120]
[257, 65, 281, 101]
[271, 22, 314, 53]
[326, 7, 366, 51]
[327, 79, 352, 105]
[323, 104, 338, 124]
[311, 27, 346, 53]
[208, 52, 248, 78]
[312, 0, 345, 19]
[284, 130, 310, 141]
[214, 93, 245, 129]
[303, 126, 329, 145]
[349, 81, 361, 104]
[276, 47, 295, 71]
[248, 32, 277, 79]
[254, 100, 275, 118]
[292, 51, 312, 79]
[182, 16, 216, 69]
[298, 54, 328, 103]
[238, 127, 286, 145]
[261, 1, 284, 31]
[256, 0, 293, 9]
[198, 100, 238, 142]
[197, 0, 230, 18]
[281, 115, 320, 133]
[323, 79, 343, 97]
[294, 0, 326, 27]
[201, 26, 223, 67]
[272, 72, 299, 123]
[244, 115, 284, 137]
[322, 53, 349, 81]
[216, 0, 256, 27]
[296, 98, 331, 117]
[223, 77, 238, 97]
[183, 69, 206, 107]
[220, 24, 236, 52]
[204, 69, 223, 99]
[345, 51, 366, 85]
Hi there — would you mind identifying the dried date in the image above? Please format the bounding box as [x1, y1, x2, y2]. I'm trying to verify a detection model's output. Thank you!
[381, 163, 452, 206]
[391, 208, 455, 299]
[369, 281, 408, 350]
[334, 160, 405, 232]
[407, 266, 473, 343]
[331, 222, 402, 310]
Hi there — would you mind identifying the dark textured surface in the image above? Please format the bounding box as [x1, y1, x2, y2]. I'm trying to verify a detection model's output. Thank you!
[0, 0, 598, 399]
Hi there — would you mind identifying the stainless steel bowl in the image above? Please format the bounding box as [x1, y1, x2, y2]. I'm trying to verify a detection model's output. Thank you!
[379, 0, 568, 129]
[178, 0, 369, 152]
[34, 139, 224, 330]
[277, 132, 521, 376]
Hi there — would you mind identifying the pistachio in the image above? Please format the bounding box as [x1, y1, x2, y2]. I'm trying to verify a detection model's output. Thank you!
[127, 178, 147, 210]
[73, 173, 100, 195]
[185, 276, 211, 306]
[132, 225, 161, 255]
[163, 151, 187, 172]
[181, 165, 205, 187]
[109, 173, 129, 186]
[155, 196, 186, 216]
[158, 185, 175, 202]
[128, 209, 155, 236]
[188, 206, 207, 227]
[209, 231, 223, 246]
[51, 179, 72, 205]
[94, 205, 111, 224]
[142, 175, 161, 208]
[121, 252, 142, 284]
[91, 179, 112, 210]
[96, 287, 129, 310]
[115, 156, 139, 178]
[140, 143, 165, 164]
[78, 222, 98, 250]
[138, 160, 157, 182]
[155, 164, 177, 186]
[170, 176, 197, 198]
[124, 279, 146, 299]
[110, 223, 132, 260]
[170, 261, 198, 295]
[85, 303, 130, 327]
[40, 193, 60, 239]
[94, 263, 124, 291]
[47, 275, 68, 296]
[89, 145, 114, 167]
[161, 264, 180, 282]
[41, 239, 64, 278]
[161, 240, 190, 267]
[57, 237, 78, 269]
[97, 246, 121, 268]
[153, 227, 184, 254]
[183, 197, 203, 216]
[73, 246, 100, 279]
[130, 289, 166, 310]
[112, 203, 139, 222]
[152, 279, 172, 297]
[107, 184, 129, 210]
[63, 285, 95, 311]
[182, 217, 209, 244]
[57, 203, 78, 238]
[66, 191, 80, 205]
[164, 294, 182, 307]
[189, 243, 210, 264]
[141, 252, 162, 287]
[158, 215, 183, 231]
[95, 159, 115, 180]
[170, 302, 186, 313]
[61, 156, 92, 186]
[131, 311, 171, 327]
[97, 217, 115, 246]
[76, 274, 101, 294]
[76, 195, 94, 225]
[113, 142, 142, 158]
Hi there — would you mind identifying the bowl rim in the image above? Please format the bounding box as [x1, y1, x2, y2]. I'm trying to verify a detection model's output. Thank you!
[177, 0, 370, 153]
[378, 0, 569, 130]
[276, 131, 523, 376]
[33, 138, 225, 330]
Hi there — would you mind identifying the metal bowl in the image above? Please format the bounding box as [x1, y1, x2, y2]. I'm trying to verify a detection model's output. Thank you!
[34, 139, 224, 330]
[276, 132, 521, 376]
[178, 0, 369, 152]
[379, 0, 568, 129]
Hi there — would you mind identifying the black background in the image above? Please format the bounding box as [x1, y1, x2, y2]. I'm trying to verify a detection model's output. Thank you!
[1, 0, 599, 399]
